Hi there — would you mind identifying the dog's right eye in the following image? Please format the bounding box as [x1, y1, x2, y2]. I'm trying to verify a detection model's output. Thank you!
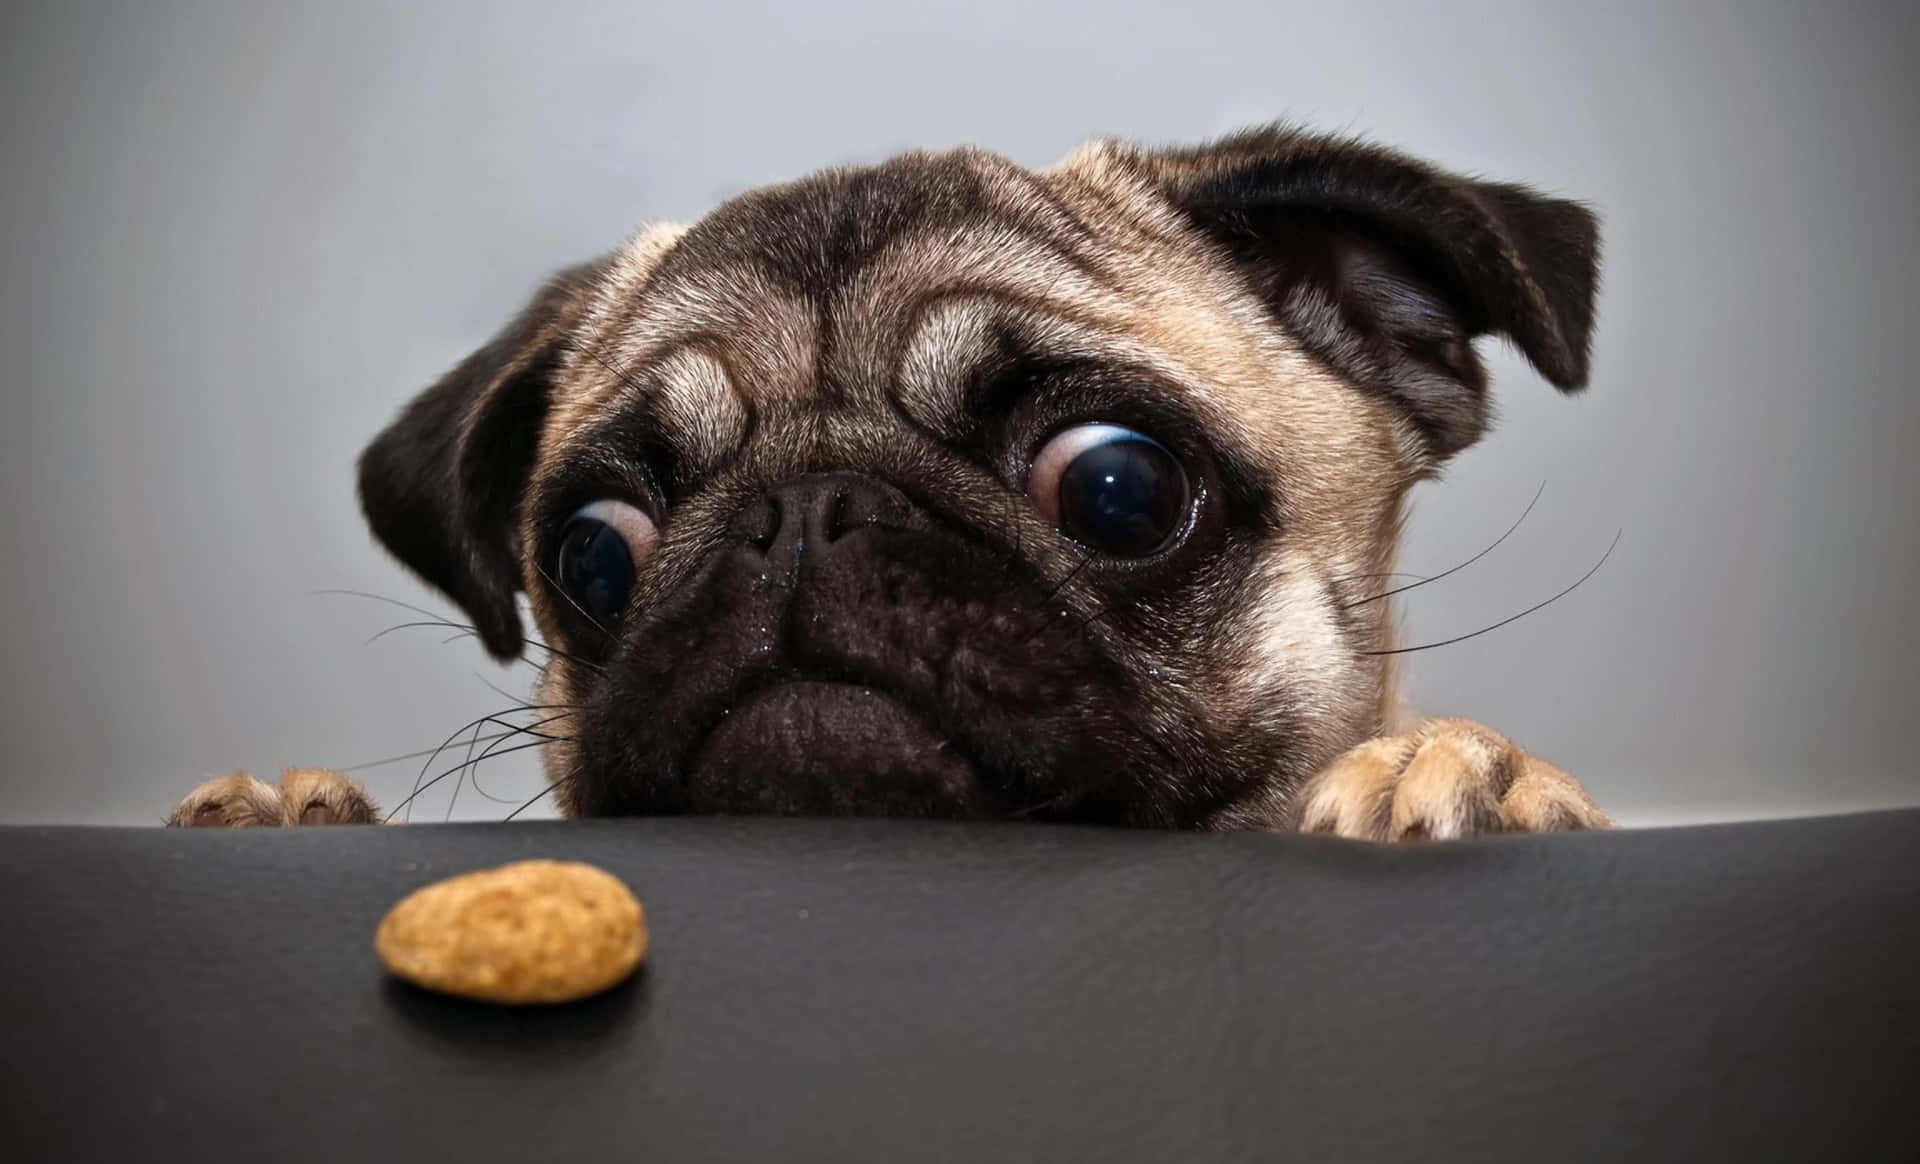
[553, 500, 656, 622]
[1029, 423, 1192, 558]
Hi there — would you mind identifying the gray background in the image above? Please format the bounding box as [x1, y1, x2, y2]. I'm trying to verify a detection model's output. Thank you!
[3, 0, 1915, 827]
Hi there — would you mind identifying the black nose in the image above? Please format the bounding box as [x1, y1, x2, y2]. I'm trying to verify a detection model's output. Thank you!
[731, 473, 926, 567]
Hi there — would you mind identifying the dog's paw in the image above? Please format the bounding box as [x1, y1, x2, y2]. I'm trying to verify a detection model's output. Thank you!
[166, 769, 378, 827]
[277, 767, 379, 825]
[1293, 719, 1609, 842]
[166, 772, 285, 828]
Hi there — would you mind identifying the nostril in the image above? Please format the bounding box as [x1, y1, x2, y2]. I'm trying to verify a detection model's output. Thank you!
[733, 473, 924, 562]
[735, 495, 780, 552]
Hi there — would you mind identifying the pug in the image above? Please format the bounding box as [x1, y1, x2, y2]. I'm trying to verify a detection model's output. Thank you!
[170, 124, 1610, 841]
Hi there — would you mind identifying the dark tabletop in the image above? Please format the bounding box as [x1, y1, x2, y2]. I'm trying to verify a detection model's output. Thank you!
[2, 812, 1916, 1162]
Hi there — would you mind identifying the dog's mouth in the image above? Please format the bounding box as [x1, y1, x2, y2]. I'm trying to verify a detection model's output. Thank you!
[687, 680, 986, 816]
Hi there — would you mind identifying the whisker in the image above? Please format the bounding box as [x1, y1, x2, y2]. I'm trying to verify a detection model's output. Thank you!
[318, 587, 605, 673]
[534, 562, 618, 643]
[398, 703, 577, 823]
[506, 773, 578, 821]
[465, 675, 581, 802]
[1045, 549, 1096, 605]
[314, 588, 458, 625]
[445, 717, 487, 822]
[1342, 480, 1546, 611]
[386, 736, 564, 822]
[472, 670, 549, 709]
[573, 335, 653, 398]
[366, 618, 472, 646]
[1362, 529, 1621, 657]
[466, 779, 523, 806]
[464, 737, 553, 805]
[462, 711, 576, 809]
[1074, 599, 1117, 638]
[521, 636, 604, 674]
[1046, 593, 1203, 821]
[338, 730, 525, 773]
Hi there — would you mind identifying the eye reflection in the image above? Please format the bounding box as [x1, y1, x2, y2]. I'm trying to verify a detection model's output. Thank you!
[554, 499, 655, 620]
[1030, 424, 1191, 557]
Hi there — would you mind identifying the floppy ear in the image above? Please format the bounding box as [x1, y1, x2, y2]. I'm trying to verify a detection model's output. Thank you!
[357, 257, 611, 659]
[1127, 126, 1600, 460]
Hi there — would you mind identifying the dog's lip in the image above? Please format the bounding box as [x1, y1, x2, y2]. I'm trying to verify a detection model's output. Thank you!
[684, 677, 987, 811]
[694, 677, 950, 754]
[713, 677, 902, 722]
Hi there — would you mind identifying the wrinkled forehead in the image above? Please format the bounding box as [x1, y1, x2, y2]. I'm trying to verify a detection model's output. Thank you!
[538, 145, 1311, 482]
[651, 147, 1106, 310]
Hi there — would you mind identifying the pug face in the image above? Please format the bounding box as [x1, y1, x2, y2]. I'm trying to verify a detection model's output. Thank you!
[357, 126, 1598, 827]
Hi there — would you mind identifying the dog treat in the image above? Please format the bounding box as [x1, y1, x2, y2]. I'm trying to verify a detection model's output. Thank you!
[375, 860, 646, 1004]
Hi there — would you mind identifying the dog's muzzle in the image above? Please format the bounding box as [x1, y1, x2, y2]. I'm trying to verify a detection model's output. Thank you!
[687, 474, 984, 813]
[567, 472, 1164, 821]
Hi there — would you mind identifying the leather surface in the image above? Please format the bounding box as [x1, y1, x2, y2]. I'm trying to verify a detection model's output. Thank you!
[2, 812, 1916, 1162]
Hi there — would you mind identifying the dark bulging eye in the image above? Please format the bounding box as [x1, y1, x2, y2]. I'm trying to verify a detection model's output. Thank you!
[554, 500, 655, 621]
[1030, 424, 1191, 557]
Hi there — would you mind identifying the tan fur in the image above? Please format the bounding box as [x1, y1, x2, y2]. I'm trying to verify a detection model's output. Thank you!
[532, 147, 1424, 787]
[168, 769, 376, 827]
[167, 772, 285, 828]
[278, 767, 379, 825]
[1296, 719, 1611, 840]
[172, 130, 1606, 839]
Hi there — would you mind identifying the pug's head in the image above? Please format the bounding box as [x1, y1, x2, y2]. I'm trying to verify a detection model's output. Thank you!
[358, 125, 1599, 827]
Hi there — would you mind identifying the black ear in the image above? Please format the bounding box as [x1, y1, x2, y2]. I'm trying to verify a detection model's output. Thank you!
[1134, 126, 1600, 459]
[357, 257, 610, 659]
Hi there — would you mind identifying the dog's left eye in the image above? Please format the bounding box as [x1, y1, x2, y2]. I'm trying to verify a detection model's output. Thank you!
[1029, 423, 1191, 557]
[553, 500, 656, 621]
